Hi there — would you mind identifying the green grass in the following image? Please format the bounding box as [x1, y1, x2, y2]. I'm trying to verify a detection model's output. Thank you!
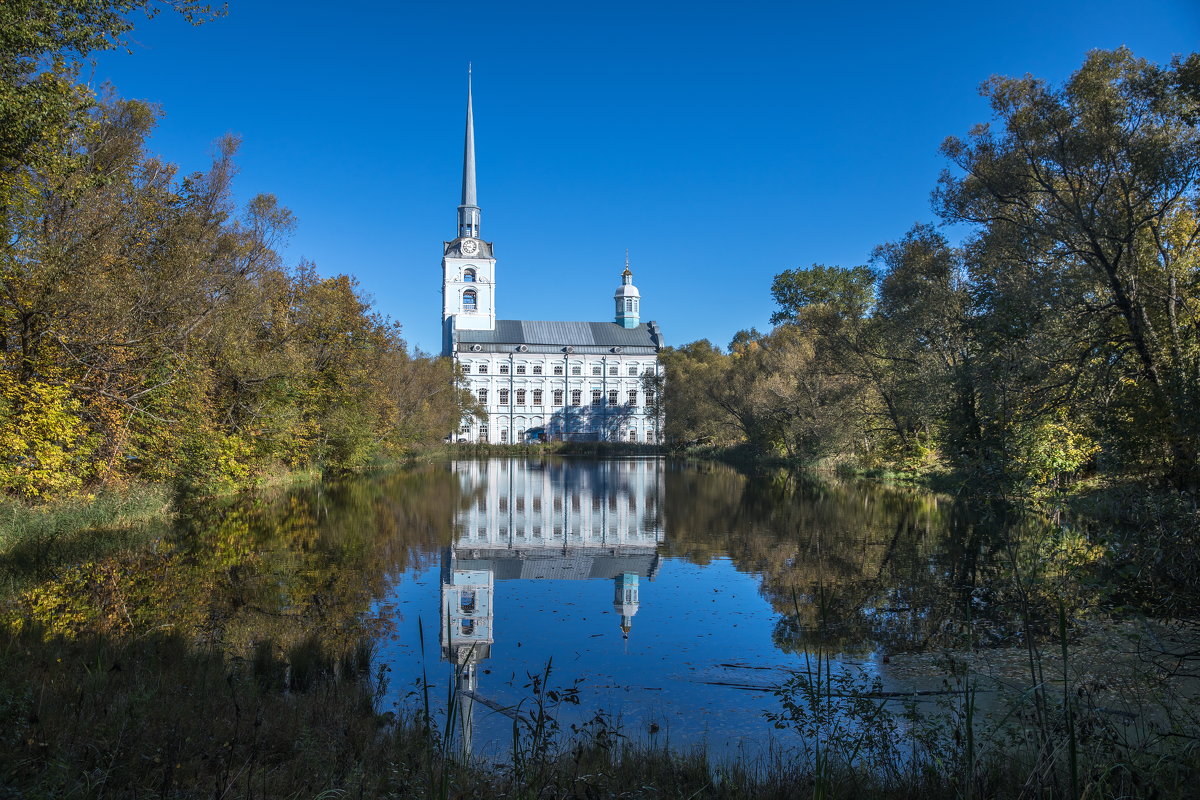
[0, 484, 173, 596]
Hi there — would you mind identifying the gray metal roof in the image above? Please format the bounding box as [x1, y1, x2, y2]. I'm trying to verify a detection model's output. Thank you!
[458, 320, 659, 348]
[456, 547, 661, 580]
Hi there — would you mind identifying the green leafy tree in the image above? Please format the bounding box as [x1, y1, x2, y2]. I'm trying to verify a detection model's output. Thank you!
[936, 48, 1200, 489]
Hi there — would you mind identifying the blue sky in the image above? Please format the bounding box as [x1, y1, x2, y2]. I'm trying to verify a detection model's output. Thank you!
[91, 0, 1200, 354]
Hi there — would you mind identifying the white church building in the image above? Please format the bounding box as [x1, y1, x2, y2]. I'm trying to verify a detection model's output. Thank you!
[440, 76, 665, 444]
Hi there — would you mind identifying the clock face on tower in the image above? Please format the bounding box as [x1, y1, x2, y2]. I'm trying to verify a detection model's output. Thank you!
[461, 238, 479, 256]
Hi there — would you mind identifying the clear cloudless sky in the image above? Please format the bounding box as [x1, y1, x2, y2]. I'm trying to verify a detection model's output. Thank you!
[89, 0, 1200, 354]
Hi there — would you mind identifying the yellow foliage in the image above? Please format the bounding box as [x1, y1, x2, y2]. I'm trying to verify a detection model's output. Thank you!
[0, 374, 92, 499]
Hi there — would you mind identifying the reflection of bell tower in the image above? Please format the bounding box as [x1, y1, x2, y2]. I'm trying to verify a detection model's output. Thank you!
[440, 546, 494, 757]
[613, 572, 640, 639]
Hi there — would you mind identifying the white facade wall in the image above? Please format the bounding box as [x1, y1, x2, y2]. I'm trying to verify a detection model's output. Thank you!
[450, 458, 664, 547]
[453, 352, 661, 443]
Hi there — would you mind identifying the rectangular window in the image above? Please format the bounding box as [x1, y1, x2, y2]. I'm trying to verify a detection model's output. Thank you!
[591, 390, 602, 406]
[554, 365, 564, 375]
[571, 390, 581, 406]
[553, 389, 564, 406]
[516, 389, 526, 405]
[478, 363, 488, 374]
[499, 364, 510, 374]
[608, 366, 618, 376]
[628, 365, 638, 376]
[572, 365, 582, 375]
[627, 389, 637, 405]
[533, 389, 543, 405]
[478, 388, 488, 404]
[499, 388, 509, 405]
[592, 365, 601, 376]
[516, 365, 526, 375]
[479, 425, 488, 440]
[533, 365, 543, 375]
[608, 390, 618, 405]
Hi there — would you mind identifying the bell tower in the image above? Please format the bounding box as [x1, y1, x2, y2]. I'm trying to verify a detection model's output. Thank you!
[614, 252, 641, 329]
[442, 66, 496, 355]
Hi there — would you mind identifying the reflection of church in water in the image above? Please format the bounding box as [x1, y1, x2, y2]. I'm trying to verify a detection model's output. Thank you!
[439, 459, 663, 749]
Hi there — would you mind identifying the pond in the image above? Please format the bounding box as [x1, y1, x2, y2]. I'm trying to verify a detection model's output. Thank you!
[6, 454, 1194, 798]
[369, 457, 1007, 758]
[3, 455, 1109, 761]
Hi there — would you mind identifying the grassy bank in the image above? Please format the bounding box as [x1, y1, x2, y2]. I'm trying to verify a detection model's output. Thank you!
[0, 465, 329, 598]
[0, 484, 173, 597]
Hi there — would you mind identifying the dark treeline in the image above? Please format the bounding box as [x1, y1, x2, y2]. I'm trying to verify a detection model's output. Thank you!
[1, 1, 473, 502]
[656, 49, 1200, 499]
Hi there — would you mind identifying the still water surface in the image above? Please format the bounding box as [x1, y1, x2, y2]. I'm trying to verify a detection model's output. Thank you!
[371, 457, 976, 757]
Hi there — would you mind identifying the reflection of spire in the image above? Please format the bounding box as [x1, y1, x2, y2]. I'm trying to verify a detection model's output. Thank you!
[456, 660, 477, 759]
[613, 572, 640, 640]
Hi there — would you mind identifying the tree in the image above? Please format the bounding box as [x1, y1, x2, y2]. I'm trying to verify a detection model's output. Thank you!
[0, 0, 221, 166]
[872, 224, 977, 466]
[936, 48, 1200, 489]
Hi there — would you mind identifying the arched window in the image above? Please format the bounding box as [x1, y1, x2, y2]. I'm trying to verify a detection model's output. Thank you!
[463, 268, 477, 282]
[625, 298, 634, 311]
[463, 289, 477, 311]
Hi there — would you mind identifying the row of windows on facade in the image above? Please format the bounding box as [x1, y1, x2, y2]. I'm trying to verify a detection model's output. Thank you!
[477, 426, 658, 443]
[461, 525, 654, 540]
[477, 388, 654, 406]
[460, 460, 656, 474]
[473, 494, 646, 513]
[464, 363, 651, 376]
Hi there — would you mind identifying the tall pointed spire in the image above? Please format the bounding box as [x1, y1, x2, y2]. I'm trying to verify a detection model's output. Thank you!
[462, 64, 476, 207]
[458, 64, 481, 239]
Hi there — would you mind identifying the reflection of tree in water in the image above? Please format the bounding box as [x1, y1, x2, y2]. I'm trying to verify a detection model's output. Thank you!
[661, 462, 1052, 655]
[12, 464, 464, 658]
